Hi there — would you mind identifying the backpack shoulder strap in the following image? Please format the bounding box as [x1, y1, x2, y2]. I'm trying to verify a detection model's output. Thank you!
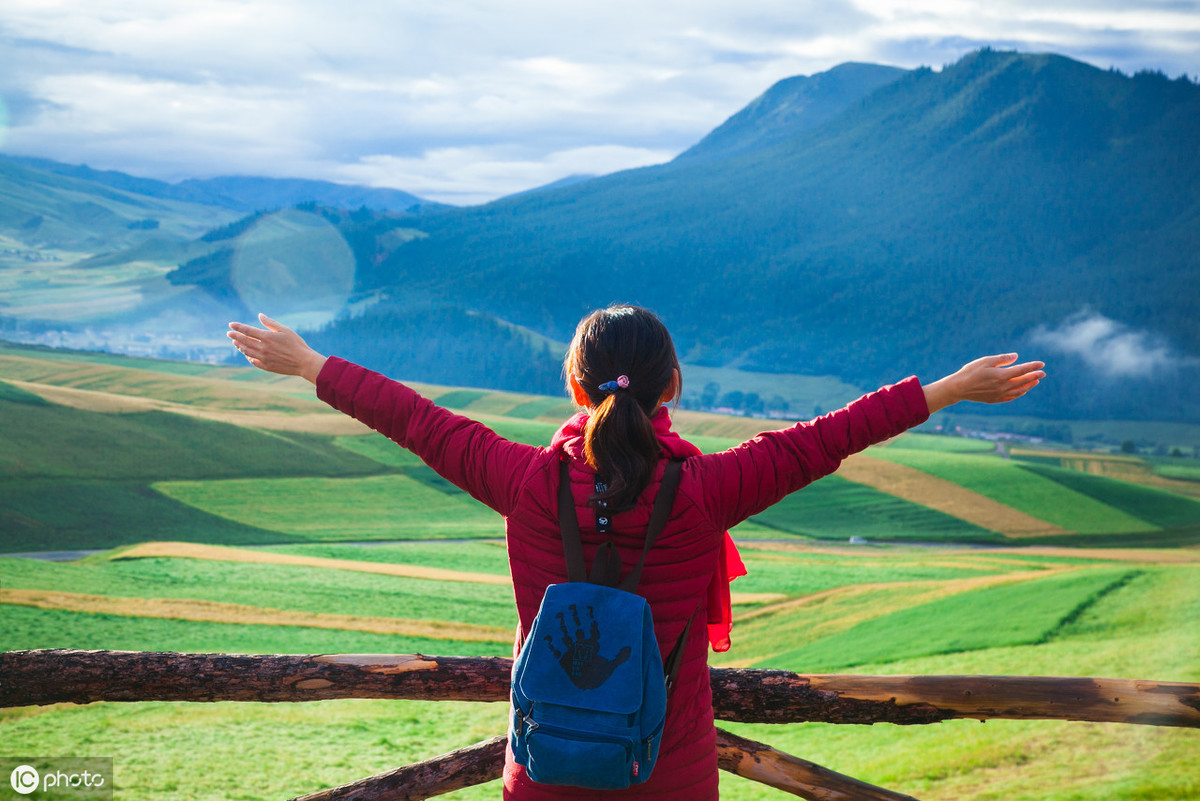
[618, 459, 682, 593]
[558, 459, 588, 583]
[557, 458, 684, 589]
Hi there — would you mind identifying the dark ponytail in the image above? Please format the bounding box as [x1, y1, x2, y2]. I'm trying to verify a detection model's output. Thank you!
[565, 305, 680, 512]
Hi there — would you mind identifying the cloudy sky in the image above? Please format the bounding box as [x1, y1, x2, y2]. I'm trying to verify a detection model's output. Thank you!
[1, 1, 1197, 205]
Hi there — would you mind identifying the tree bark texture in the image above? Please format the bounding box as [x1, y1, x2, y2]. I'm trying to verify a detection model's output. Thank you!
[3, 650, 1198, 728]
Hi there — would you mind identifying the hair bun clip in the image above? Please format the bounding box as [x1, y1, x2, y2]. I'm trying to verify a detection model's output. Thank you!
[598, 375, 630, 393]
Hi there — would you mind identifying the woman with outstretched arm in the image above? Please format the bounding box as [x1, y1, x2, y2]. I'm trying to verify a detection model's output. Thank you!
[228, 308, 1043, 801]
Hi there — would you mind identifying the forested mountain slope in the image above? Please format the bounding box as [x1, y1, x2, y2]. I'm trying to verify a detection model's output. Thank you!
[347, 49, 1199, 419]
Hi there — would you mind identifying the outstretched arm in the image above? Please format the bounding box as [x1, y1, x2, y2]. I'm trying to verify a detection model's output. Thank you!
[226, 313, 537, 516]
[227, 314, 327, 382]
[695, 353, 1046, 531]
[922, 353, 1045, 413]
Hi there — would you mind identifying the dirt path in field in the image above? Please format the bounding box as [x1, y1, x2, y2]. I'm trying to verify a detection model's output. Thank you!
[0, 588, 510, 642]
[837, 453, 1069, 538]
[109, 542, 791, 606]
[110, 541, 513, 585]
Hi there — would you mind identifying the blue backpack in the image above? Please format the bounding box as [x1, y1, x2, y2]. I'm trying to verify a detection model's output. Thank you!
[509, 459, 691, 790]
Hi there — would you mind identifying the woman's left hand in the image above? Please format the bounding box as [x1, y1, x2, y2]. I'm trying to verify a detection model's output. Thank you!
[227, 314, 327, 383]
[923, 353, 1046, 413]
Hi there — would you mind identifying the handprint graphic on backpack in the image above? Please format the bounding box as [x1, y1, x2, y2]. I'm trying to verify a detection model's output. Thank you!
[544, 603, 631, 690]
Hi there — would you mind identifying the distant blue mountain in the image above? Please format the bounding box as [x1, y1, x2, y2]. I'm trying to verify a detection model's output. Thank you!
[7, 156, 445, 213]
[344, 50, 1200, 421]
[175, 175, 448, 213]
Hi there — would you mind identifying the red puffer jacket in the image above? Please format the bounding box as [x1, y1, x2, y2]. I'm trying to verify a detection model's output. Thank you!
[316, 356, 930, 800]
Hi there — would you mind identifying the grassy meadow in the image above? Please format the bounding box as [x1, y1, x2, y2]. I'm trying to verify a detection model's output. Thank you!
[1, 344, 1199, 800]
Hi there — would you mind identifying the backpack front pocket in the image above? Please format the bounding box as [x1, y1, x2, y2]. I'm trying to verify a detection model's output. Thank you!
[525, 723, 636, 790]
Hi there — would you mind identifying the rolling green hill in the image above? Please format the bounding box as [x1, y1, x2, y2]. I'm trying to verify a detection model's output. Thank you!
[2, 345, 1199, 799]
[0, 156, 237, 251]
[4, 344, 1200, 554]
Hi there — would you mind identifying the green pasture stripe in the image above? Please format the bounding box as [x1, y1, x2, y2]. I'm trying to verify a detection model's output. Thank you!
[257, 541, 511, 576]
[887, 433, 996, 452]
[749, 474, 1000, 542]
[154, 474, 505, 541]
[761, 567, 1136, 672]
[484, 418, 559, 446]
[1018, 463, 1200, 528]
[1014, 526, 1200, 549]
[871, 449, 1156, 534]
[727, 548, 1015, 596]
[505, 398, 568, 419]
[682, 433, 742, 454]
[0, 605, 510, 657]
[452, 393, 534, 416]
[431, 389, 488, 409]
[0, 555, 517, 628]
[1156, 463, 1200, 482]
[0, 379, 50, 406]
[0, 480, 288, 552]
[1009, 452, 1062, 467]
[0, 398, 385, 482]
[334, 434, 424, 468]
[728, 519, 810, 540]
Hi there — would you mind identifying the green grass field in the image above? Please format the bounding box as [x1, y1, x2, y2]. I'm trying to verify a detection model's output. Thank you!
[886, 432, 997, 452]
[257, 540, 512, 575]
[0, 479, 289, 552]
[746, 473, 1000, 542]
[1157, 463, 1200, 481]
[871, 448, 1158, 534]
[3, 549, 1196, 801]
[764, 567, 1136, 671]
[1018, 462, 1200, 529]
[155, 474, 506, 541]
[0, 553, 518, 629]
[0, 390, 382, 482]
[3, 345, 1200, 799]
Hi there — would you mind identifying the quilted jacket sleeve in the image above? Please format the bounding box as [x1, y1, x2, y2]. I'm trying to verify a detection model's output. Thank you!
[315, 356, 538, 516]
[691, 376, 930, 531]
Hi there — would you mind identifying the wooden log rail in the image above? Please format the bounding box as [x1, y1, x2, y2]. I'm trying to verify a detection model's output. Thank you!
[3, 650, 1198, 801]
[4, 650, 1198, 727]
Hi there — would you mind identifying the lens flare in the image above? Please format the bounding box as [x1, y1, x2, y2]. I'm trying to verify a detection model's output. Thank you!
[229, 208, 355, 329]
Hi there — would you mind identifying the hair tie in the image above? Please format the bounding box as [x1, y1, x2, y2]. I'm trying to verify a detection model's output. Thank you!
[598, 375, 630, 393]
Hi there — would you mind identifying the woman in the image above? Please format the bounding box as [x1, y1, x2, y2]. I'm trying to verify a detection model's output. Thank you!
[228, 306, 1043, 799]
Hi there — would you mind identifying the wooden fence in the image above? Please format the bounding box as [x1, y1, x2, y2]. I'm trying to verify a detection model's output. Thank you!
[3, 649, 1198, 800]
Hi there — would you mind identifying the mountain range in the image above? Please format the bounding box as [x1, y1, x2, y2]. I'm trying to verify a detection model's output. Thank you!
[1, 48, 1197, 422]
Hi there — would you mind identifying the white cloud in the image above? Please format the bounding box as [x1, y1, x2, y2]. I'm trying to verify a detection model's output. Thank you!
[1, 0, 1197, 202]
[336, 144, 676, 206]
[1030, 311, 1198, 378]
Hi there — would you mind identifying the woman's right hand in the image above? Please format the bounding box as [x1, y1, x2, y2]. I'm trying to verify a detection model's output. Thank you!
[227, 313, 327, 384]
[922, 354, 1045, 413]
